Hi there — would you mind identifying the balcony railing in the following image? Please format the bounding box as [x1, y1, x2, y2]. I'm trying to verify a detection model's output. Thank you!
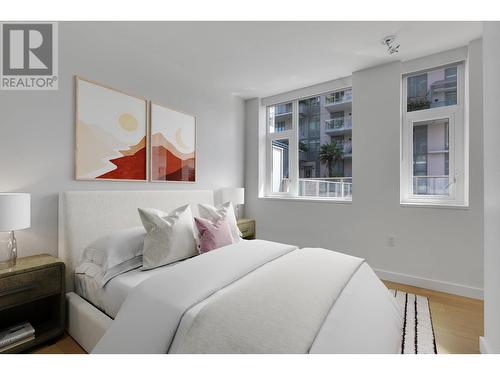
[331, 140, 352, 155]
[413, 175, 450, 196]
[298, 177, 352, 199]
[341, 142, 352, 155]
[325, 89, 352, 105]
[325, 117, 352, 132]
[430, 78, 457, 93]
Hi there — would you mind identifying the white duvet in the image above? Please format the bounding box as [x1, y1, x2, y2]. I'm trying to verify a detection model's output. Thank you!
[93, 240, 402, 354]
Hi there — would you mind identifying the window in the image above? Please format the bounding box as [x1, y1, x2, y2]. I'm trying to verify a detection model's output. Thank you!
[271, 139, 289, 193]
[266, 88, 353, 200]
[268, 102, 293, 133]
[406, 66, 458, 112]
[412, 119, 449, 195]
[401, 63, 467, 206]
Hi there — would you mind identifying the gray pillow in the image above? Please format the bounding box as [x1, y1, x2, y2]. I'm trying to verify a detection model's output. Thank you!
[139, 204, 198, 270]
[78, 226, 145, 287]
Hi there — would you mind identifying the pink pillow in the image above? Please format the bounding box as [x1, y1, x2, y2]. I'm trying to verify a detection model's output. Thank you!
[194, 216, 236, 253]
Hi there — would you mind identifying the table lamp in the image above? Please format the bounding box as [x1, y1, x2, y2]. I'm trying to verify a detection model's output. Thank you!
[221, 188, 245, 219]
[0, 193, 31, 267]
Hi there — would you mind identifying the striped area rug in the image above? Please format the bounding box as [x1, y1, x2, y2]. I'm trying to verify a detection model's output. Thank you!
[389, 289, 437, 354]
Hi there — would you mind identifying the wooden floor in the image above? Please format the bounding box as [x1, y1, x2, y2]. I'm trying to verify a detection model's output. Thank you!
[30, 281, 483, 354]
[31, 333, 86, 354]
[383, 281, 484, 354]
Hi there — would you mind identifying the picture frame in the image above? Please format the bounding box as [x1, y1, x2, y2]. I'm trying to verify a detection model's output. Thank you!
[75, 76, 149, 181]
[149, 102, 196, 183]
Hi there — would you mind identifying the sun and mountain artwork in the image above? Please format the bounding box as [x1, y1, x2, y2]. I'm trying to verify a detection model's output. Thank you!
[150, 103, 196, 182]
[75, 77, 148, 181]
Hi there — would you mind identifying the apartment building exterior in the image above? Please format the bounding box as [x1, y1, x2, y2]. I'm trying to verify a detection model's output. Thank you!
[408, 66, 457, 195]
[268, 65, 456, 199]
[269, 87, 353, 198]
[298, 89, 352, 179]
[296, 88, 352, 198]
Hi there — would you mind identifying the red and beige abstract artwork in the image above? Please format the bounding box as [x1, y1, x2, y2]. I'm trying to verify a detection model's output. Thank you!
[150, 103, 196, 182]
[75, 77, 196, 182]
[76, 77, 148, 180]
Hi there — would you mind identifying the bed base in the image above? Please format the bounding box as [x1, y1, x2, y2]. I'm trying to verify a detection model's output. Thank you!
[66, 292, 112, 353]
[59, 190, 215, 352]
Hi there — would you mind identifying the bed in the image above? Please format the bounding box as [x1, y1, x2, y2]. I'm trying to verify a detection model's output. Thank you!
[58, 190, 402, 354]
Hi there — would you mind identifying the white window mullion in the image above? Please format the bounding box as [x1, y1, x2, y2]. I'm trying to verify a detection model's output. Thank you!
[289, 100, 299, 197]
[268, 130, 293, 197]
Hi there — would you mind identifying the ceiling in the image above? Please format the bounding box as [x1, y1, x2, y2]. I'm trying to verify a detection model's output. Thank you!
[90, 21, 483, 99]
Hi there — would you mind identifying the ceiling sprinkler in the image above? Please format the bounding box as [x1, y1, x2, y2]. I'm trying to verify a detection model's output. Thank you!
[381, 35, 400, 55]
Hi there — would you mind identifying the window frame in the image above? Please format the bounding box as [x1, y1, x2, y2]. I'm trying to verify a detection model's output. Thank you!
[400, 62, 467, 207]
[266, 100, 298, 198]
[265, 88, 353, 201]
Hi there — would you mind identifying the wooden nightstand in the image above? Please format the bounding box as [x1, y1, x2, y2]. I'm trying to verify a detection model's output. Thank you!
[0, 254, 65, 353]
[237, 218, 256, 240]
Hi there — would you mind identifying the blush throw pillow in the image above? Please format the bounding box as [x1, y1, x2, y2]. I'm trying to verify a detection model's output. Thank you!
[197, 202, 241, 243]
[138, 204, 198, 270]
[194, 216, 236, 253]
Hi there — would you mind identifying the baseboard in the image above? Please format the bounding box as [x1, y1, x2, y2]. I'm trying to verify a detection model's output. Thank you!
[374, 268, 483, 300]
[480, 336, 494, 354]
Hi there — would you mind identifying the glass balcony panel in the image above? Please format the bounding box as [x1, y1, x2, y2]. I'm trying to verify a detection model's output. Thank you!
[413, 176, 450, 196]
[325, 88, 353, 105]
[298, 177, 352, 199]
[325, 117, 352, 132]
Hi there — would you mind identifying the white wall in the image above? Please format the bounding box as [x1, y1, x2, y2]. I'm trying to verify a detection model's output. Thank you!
[245, 40, 483, 298]
[481, 22, 500, 354]
[0, 22, 245, 258]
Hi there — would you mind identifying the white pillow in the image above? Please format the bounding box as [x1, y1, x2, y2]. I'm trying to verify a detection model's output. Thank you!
[77, 226, 146, 287]
[198, 202, 241, 243]
[138, 204, 198, 270]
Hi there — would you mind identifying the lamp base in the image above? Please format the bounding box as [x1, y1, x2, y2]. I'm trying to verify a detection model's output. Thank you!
[11, 230, 17, 266]
[0, 231, 16, 270]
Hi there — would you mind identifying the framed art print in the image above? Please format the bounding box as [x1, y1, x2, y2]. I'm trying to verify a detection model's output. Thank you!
[75, 77, 148, 181]
[150, 102, 196, 182]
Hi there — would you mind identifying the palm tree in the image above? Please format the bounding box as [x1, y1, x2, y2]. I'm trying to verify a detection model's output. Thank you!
[319, 141, 343, 177]
[299, 141, 309, 153]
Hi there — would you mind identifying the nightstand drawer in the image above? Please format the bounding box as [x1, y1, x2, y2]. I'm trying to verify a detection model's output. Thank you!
[0, 266, 61, 309]
[238, 220, 255, 239]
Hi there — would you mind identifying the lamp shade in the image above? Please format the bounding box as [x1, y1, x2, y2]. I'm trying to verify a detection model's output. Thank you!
[0, 193, 31, 231]
[221, 188, 245, 205]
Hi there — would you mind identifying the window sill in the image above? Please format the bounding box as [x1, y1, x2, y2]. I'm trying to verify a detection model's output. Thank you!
[400, 201, 469, 210]
[259, 196, 352, 204]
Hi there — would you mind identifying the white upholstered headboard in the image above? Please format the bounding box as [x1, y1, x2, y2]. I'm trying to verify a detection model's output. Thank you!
[58, 190, 214, 291]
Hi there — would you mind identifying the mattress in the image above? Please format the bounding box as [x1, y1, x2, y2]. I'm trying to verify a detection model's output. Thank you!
[75, 263, 177, 318]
